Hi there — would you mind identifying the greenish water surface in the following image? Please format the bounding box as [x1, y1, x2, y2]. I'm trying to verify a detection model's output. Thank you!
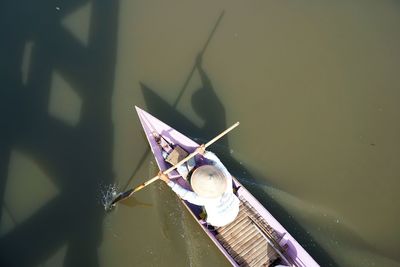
[1, 1, 400, 266]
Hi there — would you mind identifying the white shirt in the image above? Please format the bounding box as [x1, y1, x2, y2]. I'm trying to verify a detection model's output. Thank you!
[167, 151, 240, 227]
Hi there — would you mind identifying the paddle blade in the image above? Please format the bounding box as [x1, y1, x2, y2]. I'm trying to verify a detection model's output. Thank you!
[106, 188, 135, 210]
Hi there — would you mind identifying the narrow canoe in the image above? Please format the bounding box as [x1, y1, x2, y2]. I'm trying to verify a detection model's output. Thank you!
[135, 106, 319, 267]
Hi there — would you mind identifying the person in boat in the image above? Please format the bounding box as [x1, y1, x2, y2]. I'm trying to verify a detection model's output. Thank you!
[155, 136, 240, 227]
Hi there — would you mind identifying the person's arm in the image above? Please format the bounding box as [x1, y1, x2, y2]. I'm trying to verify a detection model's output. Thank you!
[159, 172, 205, 206]
[195, 145, 229, 175]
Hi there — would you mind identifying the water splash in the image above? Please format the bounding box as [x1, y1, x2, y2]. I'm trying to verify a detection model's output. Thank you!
[100, 183, 119, 211]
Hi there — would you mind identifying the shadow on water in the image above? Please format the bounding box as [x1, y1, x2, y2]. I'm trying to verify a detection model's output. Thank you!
[140, 54, 338, 266]
[0, 0, 118, 266]
[120, 11, 225, 193]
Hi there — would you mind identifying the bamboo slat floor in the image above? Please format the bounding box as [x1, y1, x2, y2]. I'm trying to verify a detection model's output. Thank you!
[215, 198, 285, 267]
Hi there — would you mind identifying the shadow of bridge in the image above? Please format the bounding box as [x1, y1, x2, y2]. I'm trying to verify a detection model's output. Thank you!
[0, 0, 118, 266]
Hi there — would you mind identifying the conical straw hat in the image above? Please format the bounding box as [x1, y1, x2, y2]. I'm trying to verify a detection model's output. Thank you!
[191, 165, 228, 199]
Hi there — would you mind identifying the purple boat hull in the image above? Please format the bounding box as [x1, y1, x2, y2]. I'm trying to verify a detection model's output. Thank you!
[135, 106, 319, 267]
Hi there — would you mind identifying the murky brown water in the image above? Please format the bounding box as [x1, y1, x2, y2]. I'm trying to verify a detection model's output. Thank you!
[1, 0, 400, 266]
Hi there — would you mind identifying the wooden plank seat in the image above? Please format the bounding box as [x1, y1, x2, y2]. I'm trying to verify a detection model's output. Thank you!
[215, 198, 285, 267]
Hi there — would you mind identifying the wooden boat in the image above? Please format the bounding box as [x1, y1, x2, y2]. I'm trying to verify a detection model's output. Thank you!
[135, 106, 319, 267]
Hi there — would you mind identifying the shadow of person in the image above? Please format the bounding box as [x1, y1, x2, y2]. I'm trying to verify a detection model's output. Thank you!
[140, 54, 337, 266]
[191, 53, 228, 150]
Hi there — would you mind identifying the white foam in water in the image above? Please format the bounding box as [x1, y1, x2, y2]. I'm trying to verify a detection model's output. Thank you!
[100, 183, 119, 211]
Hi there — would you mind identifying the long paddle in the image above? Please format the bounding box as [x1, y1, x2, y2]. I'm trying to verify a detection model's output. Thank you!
[109, 121, 239, 208]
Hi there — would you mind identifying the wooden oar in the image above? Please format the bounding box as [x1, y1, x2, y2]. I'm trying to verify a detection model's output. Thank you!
[109, 121, 239, 208]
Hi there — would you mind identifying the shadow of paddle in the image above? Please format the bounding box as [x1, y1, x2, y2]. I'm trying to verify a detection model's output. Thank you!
[120, 10, 225, 193]
[120, 197, 153, 209]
